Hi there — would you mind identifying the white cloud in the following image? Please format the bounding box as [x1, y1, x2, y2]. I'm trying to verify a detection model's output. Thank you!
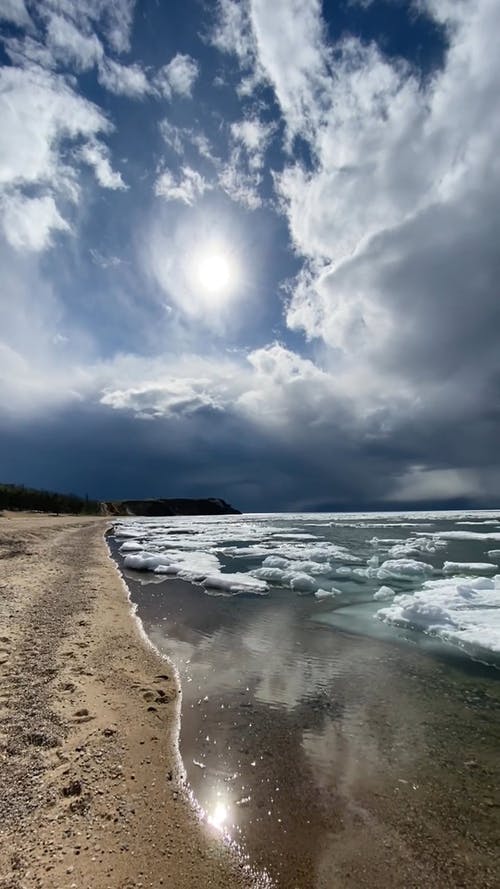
[230, 116, 275, 169]
[3, 34, 56, 70]
[249, 0, 330, 141]
[154, 53, 199, 98]
[154, 166, 210, 205]
[210, 0, 255, 67]
[0, 65, 108, 189]
[213, 0, 500, 426]
[159, 120, 217, 164]
[45, 13, 103, 70]
[97, 57, 151, 97]
[79, 140, 126, 189]
[101, 377, 225, 419]
[0, 63, 114, 249]
[218, 153, 262, 209]
[0, 193, 69, 251]
[41, 0, 137, 55]
[0, 0, 32, 27]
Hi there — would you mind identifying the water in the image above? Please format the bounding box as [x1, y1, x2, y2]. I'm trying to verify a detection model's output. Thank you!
[112, 511, 500, 888]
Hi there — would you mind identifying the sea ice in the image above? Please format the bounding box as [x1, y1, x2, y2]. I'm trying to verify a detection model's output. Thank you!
[376, 575, 500, 657]
[202, 573, 269, 596]
[289, 573, 318, 594]
[119, 540, 144, 552]
[262, 556, 291, 569]
[431, 531, 500, 542]
[376, 559, 433, 581]
[373, 585, 395, 601]
[251, 566, 289, 583]
[315, 588, 342, 599]
[443, 561, 497, 573]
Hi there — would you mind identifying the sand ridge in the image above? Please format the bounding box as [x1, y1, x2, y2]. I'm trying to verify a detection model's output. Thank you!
[0, 513, 255, 889]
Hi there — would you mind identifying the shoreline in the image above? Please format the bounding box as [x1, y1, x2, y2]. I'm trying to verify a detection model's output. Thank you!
[0, 513, 256, 889]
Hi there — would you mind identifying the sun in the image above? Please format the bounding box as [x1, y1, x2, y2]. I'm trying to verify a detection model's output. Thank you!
[196, 251, 233, 294]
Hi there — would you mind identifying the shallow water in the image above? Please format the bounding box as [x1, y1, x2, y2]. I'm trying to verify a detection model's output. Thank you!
[112, 512, 500, 888]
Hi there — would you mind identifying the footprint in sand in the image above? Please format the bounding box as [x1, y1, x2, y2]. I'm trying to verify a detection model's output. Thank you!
[142, 687, 175, 705]
[73, 708, 95, 723]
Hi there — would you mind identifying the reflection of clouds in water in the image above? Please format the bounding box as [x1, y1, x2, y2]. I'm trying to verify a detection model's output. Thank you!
[302, 688, 424, 811]
[302, 708, 425, 887]
[149, 603, 370, 713]
[242, 609, 342, 711]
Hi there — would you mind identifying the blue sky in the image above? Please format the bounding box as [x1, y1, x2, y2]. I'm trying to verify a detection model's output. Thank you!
[1, 0, 499, 511]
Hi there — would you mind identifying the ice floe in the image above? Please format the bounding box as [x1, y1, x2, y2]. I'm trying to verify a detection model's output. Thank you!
[430, 531, 500, 542]
[373, 585, 396, 601]
[202, 573, 269, 596]
[443, 561, 497, 573]
[376, 575, 500, 658]
[376, 559, 433, 580]
[315, 588, 341, 599]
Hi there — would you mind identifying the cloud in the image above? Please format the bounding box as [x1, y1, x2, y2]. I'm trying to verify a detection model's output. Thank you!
[79, 140, 126, 189]
[230, 116, 275, 169]
[159, 120, 217, 163]
[209, 0, 500, 487]
[389, 466, 500, 504]
[217, 152, 262, 209]
[41, 0, 137, 55]
[154, 53, 199, 98]
[0, 0, 33, 27]
[97, 58, 151, 97]
[0, 63, 116, 249]
[0, 193, 69, 251]
[154, 166, 210, 205]
[101, 377, 226, 419]
[0, 65, 108, 189]
[45, 12, 103, 70]
[210, 0, 255, 67]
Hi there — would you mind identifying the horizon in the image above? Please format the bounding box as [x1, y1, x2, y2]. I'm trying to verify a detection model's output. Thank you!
[1, 1, 499, 512]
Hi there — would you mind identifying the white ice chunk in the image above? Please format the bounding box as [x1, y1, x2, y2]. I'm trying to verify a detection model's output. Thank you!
[251, 567, 288, 583]
[119, 540, 144, 553]
[262, 556, 291, 569]
[202, 573, 269, 596]
[377, 559, 433, 581]
[376, 575, 500, 656]
[432, 531, 500, 541]
[443, 561, 497, 573]
[373, 585, 396, 601]
[289, 573, 318, 594]
[315, 587, 342, 599]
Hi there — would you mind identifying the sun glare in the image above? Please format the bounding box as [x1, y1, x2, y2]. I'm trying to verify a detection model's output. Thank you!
[196, 251, 233, 294]
[207, 801, 229, 832]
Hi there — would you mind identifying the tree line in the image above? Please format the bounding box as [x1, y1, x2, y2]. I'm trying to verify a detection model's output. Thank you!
[0, 483, 100, 515]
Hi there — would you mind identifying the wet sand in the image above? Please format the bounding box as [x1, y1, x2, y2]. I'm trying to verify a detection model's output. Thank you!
[122, 567, 500, 889]
[0, 514, 255, 889]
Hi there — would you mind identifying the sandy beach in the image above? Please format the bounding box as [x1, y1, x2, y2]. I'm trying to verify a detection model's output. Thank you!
[0, 514, 254, 889]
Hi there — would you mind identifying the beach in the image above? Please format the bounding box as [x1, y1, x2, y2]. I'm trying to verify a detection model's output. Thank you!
[0, 513, 254, 889]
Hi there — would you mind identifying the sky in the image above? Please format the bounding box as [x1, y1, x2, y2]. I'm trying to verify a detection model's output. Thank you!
[0, 0, 499, 512]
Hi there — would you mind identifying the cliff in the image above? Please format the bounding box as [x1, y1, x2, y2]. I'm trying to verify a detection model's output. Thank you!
[101, 497, 241, 517]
